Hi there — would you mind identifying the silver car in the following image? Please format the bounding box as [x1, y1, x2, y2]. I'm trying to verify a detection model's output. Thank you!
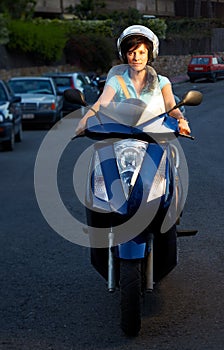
[43, 72, 100, 115]
[8, 76, 63, 126]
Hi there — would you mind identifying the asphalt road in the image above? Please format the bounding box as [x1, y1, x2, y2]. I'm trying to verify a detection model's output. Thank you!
[0, 79, 224, 350]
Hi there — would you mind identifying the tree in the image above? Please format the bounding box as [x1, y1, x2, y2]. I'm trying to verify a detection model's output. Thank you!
[0, 14, 9, 45]
[206, 0, 213, 18]
[73, 0, 106, 19]
[194, 0, 213, 18]
[194, 0, 201, 18]
[0, 0, 36, 19]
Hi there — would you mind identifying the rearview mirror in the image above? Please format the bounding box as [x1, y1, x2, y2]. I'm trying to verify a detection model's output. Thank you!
[180, 90, 203, 106]
[63, 88, 87, 107]
[168, 90, 203, 114]
[11, 96, 21, 103]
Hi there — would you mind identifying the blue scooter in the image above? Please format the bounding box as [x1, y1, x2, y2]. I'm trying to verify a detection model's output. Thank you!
[65, 88, 202, 336]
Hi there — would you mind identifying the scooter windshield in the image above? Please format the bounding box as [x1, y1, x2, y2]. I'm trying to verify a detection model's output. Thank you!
[105, 64, 165, 116]
[86, 64, 179, 139]
[86, 100, 178, 142]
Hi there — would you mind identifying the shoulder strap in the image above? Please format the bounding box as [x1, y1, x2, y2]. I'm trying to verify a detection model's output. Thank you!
[116, 75, 131, 99]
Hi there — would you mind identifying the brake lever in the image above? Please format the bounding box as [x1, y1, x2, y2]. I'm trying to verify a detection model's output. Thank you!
[179, 133, 195, 140]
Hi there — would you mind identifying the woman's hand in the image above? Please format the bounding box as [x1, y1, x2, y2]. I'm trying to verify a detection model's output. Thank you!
[74, 97, 103, 136]
[178, 118, 191, 135]
[75, 117, 87, 136]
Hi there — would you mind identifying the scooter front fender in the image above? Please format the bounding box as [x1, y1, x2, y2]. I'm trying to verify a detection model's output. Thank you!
[115, 240, 148, 259]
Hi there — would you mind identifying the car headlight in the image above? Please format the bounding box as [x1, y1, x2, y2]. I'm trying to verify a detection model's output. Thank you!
[39, 102, 56, 111]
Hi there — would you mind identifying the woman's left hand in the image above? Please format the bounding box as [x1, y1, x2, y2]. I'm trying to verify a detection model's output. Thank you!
[178, 118, 191, 135]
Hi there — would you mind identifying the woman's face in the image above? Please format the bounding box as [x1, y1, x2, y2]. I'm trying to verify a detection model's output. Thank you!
[126, 43, 148, 72]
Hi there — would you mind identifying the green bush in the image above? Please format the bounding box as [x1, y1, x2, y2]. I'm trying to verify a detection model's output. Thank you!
[64, 19, 113, 37]
[141, 18, 167, 39]
[166, 18, 224, 39]
[7, 19, 67, 63]
[0, 0, 36, 20]
[65, 33, 115, 73]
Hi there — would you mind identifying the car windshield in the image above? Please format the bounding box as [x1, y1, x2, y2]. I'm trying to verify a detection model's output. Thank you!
[9, 79, 53, 94]
[53, 77, 71, 87]
[190, 57, 210, 65]
[0, 85, 7, 101]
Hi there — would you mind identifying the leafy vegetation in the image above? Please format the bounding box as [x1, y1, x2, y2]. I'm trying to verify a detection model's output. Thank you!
[65, 34, 114, 73]
[0, 0, 36, 19]
[1, 3, 224, 70]
[7, 19, 67, 63]
[71, 0, 106, 20]
[64, 19, 114, 37]
[166, 17, 224, 39]
[0, 14, 9, 45]
[2, 13, 167, 69]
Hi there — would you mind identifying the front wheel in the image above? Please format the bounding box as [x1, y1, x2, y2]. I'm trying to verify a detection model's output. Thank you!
[3, 127, 15, 151]
[120, 259, 141, 336]
[15, 123, 23, 142]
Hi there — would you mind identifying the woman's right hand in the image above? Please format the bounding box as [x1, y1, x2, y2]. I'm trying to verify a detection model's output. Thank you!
[75, 117, 87, 136]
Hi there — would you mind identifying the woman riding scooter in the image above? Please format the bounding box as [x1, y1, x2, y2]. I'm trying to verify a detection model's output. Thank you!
[68, 25, 201, 337]
[75, 24, 190, 136]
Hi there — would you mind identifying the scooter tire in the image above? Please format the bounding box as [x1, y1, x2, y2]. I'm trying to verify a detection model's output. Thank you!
[120, 259, 141, 336]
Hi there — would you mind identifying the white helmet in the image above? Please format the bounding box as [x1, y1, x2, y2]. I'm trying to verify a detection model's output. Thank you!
[117, 25, 159, 61]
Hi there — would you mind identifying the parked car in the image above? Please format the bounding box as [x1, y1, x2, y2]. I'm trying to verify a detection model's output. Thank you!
[8, 76, 63, 126]
[43, 72, 100, 115]
[187, 54, 224, 82]
[0, 80, 22, 151]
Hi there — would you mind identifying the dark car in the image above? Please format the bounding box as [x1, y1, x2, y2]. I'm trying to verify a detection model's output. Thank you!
[43, 72, 100, 115]
[8, 76, 63, 126]
[187, 54, 224, 82]
[0, 80, 22, 151]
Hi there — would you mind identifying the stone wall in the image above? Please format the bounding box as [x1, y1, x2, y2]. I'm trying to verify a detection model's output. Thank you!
[153, 55, 191, 79]
[0, 55, 191, 82]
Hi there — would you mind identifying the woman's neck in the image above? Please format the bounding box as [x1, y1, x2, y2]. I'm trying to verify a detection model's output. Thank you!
[129, 66, 147, 81]
[129, 67, 147, 96]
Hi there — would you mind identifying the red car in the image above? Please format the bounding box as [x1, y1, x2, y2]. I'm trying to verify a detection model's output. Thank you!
[187, 54, 224, 82]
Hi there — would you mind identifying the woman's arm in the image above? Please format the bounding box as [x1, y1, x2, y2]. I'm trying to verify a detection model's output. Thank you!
[161, 83, 191, 135]
[75, 85, 116, 135]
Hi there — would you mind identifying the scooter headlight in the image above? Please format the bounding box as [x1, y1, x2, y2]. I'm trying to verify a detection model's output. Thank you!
[114, 139, 147, 199]
[117, 147, 143, 171]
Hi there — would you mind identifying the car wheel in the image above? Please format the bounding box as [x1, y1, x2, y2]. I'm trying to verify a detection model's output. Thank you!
[210, 73, 217, 82]
[3, 127, 15, 151]
[57, 110, 63, 122]
[15, 123, 23, 142]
